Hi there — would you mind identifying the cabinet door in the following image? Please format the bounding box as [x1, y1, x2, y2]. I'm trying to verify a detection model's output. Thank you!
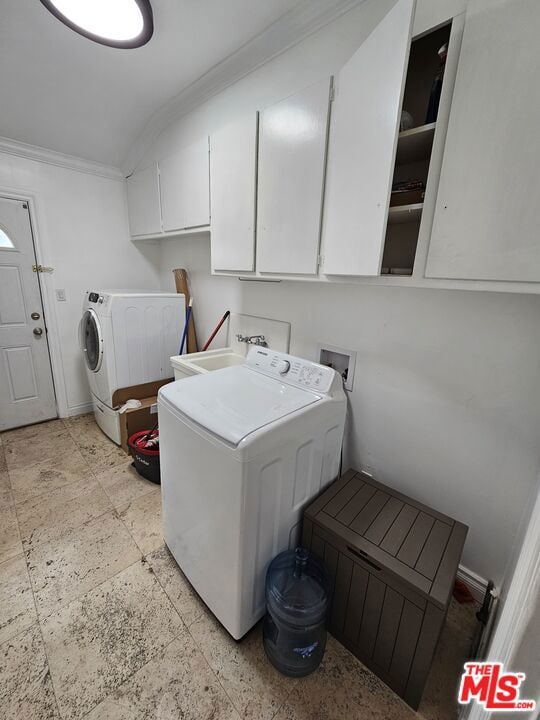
[210, 114, 258, 272]
[322, 0, 415, 276]
[160, 137, 210, 232]
[426, 0, 540, 282]
[257, 78, 331, 275]
[126, 162, 162, 237]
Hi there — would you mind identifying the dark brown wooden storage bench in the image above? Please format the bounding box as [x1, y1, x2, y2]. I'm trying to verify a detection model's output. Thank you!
[302, 468, 468, 709]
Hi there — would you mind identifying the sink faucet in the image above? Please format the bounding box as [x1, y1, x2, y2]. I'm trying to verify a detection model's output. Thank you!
[236, 334, 268, 347]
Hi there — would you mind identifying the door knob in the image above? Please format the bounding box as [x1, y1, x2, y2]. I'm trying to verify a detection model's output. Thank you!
[33, 327, 43, 336]
[31, 312, 40, 320]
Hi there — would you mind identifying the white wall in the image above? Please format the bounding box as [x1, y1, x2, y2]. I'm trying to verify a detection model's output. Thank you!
[0, 151, 161, 416]
[157, 239, 540, 588]
[136, 0, 540, 586]
[159, 235, 240, 351]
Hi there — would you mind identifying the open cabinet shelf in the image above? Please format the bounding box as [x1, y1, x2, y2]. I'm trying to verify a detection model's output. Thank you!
[388, 203, 423, 224]
[321, 4, 461, 281]
[380, 21, 452, 278]
[395, 123, 436, 165]
[381, 267, 413, 276]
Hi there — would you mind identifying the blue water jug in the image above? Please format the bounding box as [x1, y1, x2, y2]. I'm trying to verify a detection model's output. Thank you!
[263, 547, 330, 677]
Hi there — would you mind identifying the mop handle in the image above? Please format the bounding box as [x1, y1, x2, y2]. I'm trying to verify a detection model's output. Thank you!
[139, 420, 159, 445]
[202, 310, 230, 351]
[179, 299, 193, 355]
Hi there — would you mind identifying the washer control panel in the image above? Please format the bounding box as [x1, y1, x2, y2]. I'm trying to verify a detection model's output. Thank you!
[276, 360, 290, 375]
[86, 291, 109, 306]
[246, 348, 337, 394]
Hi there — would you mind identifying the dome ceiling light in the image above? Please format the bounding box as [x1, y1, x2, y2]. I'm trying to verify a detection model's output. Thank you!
[39, 0, 153, 48]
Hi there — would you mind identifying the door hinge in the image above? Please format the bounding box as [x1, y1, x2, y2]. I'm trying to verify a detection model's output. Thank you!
[32, 264, 54, 273]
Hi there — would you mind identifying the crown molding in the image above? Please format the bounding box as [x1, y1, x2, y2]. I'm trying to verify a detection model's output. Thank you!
[0, 136, 124, 181]
[123, 0, 364, 173]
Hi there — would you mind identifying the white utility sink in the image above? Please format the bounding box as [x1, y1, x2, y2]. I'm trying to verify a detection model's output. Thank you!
[171, 347, 245, 379]
[170, 313, 291, 380]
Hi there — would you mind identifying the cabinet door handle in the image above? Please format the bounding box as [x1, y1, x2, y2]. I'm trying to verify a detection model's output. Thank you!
[347, 546, 381, 571]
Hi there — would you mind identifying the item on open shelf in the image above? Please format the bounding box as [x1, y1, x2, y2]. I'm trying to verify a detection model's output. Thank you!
[390, 189, 425, 206]
[381, 267, 413, 276]
[426, 43, 448, 123]
[392, 179, 424, 191]
[400, 110, 414, 131]
[390, 179, 425, 207]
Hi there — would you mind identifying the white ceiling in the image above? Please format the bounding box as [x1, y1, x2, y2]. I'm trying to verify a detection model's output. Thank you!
[0, 0, 311, 167]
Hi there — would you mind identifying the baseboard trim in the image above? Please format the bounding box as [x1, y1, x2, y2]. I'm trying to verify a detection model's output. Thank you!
[64, 402, 94, 418]
[457, 564, 490, 603]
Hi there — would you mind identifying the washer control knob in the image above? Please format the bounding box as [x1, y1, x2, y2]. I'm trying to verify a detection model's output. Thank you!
[277, 360, 291, 375]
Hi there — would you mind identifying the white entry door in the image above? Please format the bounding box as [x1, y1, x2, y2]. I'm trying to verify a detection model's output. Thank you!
[0, 196, 56, 431]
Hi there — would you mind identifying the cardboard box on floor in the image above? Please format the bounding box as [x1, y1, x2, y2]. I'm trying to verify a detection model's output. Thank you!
[112, 378, 173, 453]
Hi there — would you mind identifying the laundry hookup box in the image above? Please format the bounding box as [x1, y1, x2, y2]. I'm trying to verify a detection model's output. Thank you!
[302, 468, 468, 709]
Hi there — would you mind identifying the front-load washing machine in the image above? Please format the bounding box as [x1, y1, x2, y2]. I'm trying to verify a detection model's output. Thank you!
[79, 290, 185, 443]
[158, 347, 346, 639]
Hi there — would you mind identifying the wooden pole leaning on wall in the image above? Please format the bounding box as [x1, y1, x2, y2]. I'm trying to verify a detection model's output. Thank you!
[172, 268, 198, 353]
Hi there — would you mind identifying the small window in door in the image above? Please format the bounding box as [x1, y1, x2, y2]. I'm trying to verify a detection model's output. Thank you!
[0, 228, 14, 249]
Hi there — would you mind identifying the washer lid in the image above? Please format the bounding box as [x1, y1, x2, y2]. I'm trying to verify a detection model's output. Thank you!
[160, 365, 322, 446]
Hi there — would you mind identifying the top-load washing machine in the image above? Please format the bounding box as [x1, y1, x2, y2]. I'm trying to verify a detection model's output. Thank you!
[80, 290, 185, 443]
[158, 347, 346, 639]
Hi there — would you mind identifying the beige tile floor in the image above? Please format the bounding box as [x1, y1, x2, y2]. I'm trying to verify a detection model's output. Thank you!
[0, 416, 478, 720]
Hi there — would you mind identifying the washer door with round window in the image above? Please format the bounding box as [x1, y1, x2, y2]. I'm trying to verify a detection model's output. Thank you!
[79, 309, 103, 373]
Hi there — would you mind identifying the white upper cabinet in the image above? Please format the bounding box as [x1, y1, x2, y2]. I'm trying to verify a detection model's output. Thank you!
[159, 137, 210, 232]
[126, 162, 162, 237]
[426, 0, 540, 282]
[322, 0, 415, 276]
[210, 114, 258, 272]
[256, 78, 332, 275]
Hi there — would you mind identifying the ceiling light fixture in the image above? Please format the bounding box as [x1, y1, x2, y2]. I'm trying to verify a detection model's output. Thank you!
[39, 0, 153, 48]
